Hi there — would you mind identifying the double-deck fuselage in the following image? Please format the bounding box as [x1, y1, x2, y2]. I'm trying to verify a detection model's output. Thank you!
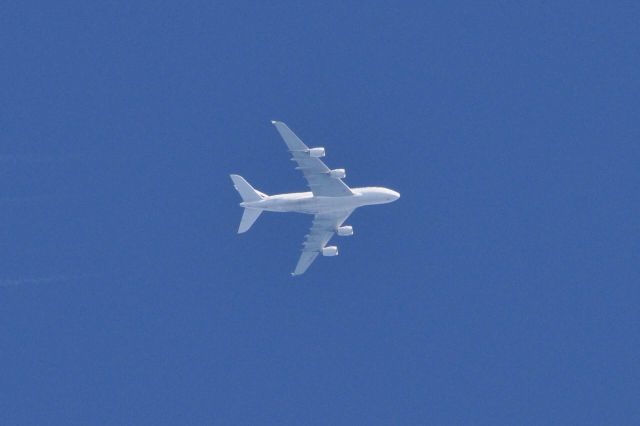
[241, 187, 400, 214]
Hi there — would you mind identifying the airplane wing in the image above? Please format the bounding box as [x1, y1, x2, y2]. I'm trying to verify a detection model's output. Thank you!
[292, 209, 354, 276]
[271, 121, 353, 197]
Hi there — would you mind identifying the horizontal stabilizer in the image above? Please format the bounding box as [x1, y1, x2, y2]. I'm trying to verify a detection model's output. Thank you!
[238, 208, 262, 233]
[230, 174, 264, 202]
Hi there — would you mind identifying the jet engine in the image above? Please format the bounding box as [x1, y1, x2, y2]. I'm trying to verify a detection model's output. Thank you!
[329, 168, 346, 179]
[336, 226, 353, 236]
[308, 147, 325, 158]
[322, 246, 338, 256]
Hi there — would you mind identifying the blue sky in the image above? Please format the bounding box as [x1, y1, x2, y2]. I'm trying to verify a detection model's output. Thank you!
[1, 1, 638, 424]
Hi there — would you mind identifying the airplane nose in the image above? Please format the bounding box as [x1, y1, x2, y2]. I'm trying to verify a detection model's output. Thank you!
[392, 190, 400, 200]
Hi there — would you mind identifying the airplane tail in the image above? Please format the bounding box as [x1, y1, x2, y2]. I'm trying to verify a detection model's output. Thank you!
[230, 174, 266, 233]
[230, 174, 265, 202]
[237, 208, 262, 233]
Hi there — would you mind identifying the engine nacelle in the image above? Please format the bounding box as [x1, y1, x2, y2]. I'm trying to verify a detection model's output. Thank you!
[329, 168, 346, 179]
[336, 226, 353, 236]
[308, 147, 325, 158]
[322, 246, 338, 256]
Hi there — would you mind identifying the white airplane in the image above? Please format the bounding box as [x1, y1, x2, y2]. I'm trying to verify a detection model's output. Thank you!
[231, 121, 400, 276]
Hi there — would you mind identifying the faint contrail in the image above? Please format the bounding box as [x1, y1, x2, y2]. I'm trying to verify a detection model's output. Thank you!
[0, 195, 54, 204]
[0, 274, 92, 287]
[0, 155, 18, 163]
[0, 154, 84, 163]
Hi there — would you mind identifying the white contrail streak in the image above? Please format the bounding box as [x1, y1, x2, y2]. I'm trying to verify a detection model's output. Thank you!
[0, 275, 89, 287]
[0, 195, 53, 204]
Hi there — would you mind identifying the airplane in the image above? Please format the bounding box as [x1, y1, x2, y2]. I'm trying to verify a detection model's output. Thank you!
[230, 121, 400, 276]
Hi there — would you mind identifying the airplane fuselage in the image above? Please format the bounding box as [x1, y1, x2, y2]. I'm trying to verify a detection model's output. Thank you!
[231, 120, 401, 275]
[241, 187, 400, 215]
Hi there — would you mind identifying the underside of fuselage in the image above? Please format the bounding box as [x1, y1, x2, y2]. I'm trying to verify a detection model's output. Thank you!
[241, 186, 399, 214]
[231, 120, 401, 275]
[246, 192, 357, 214]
